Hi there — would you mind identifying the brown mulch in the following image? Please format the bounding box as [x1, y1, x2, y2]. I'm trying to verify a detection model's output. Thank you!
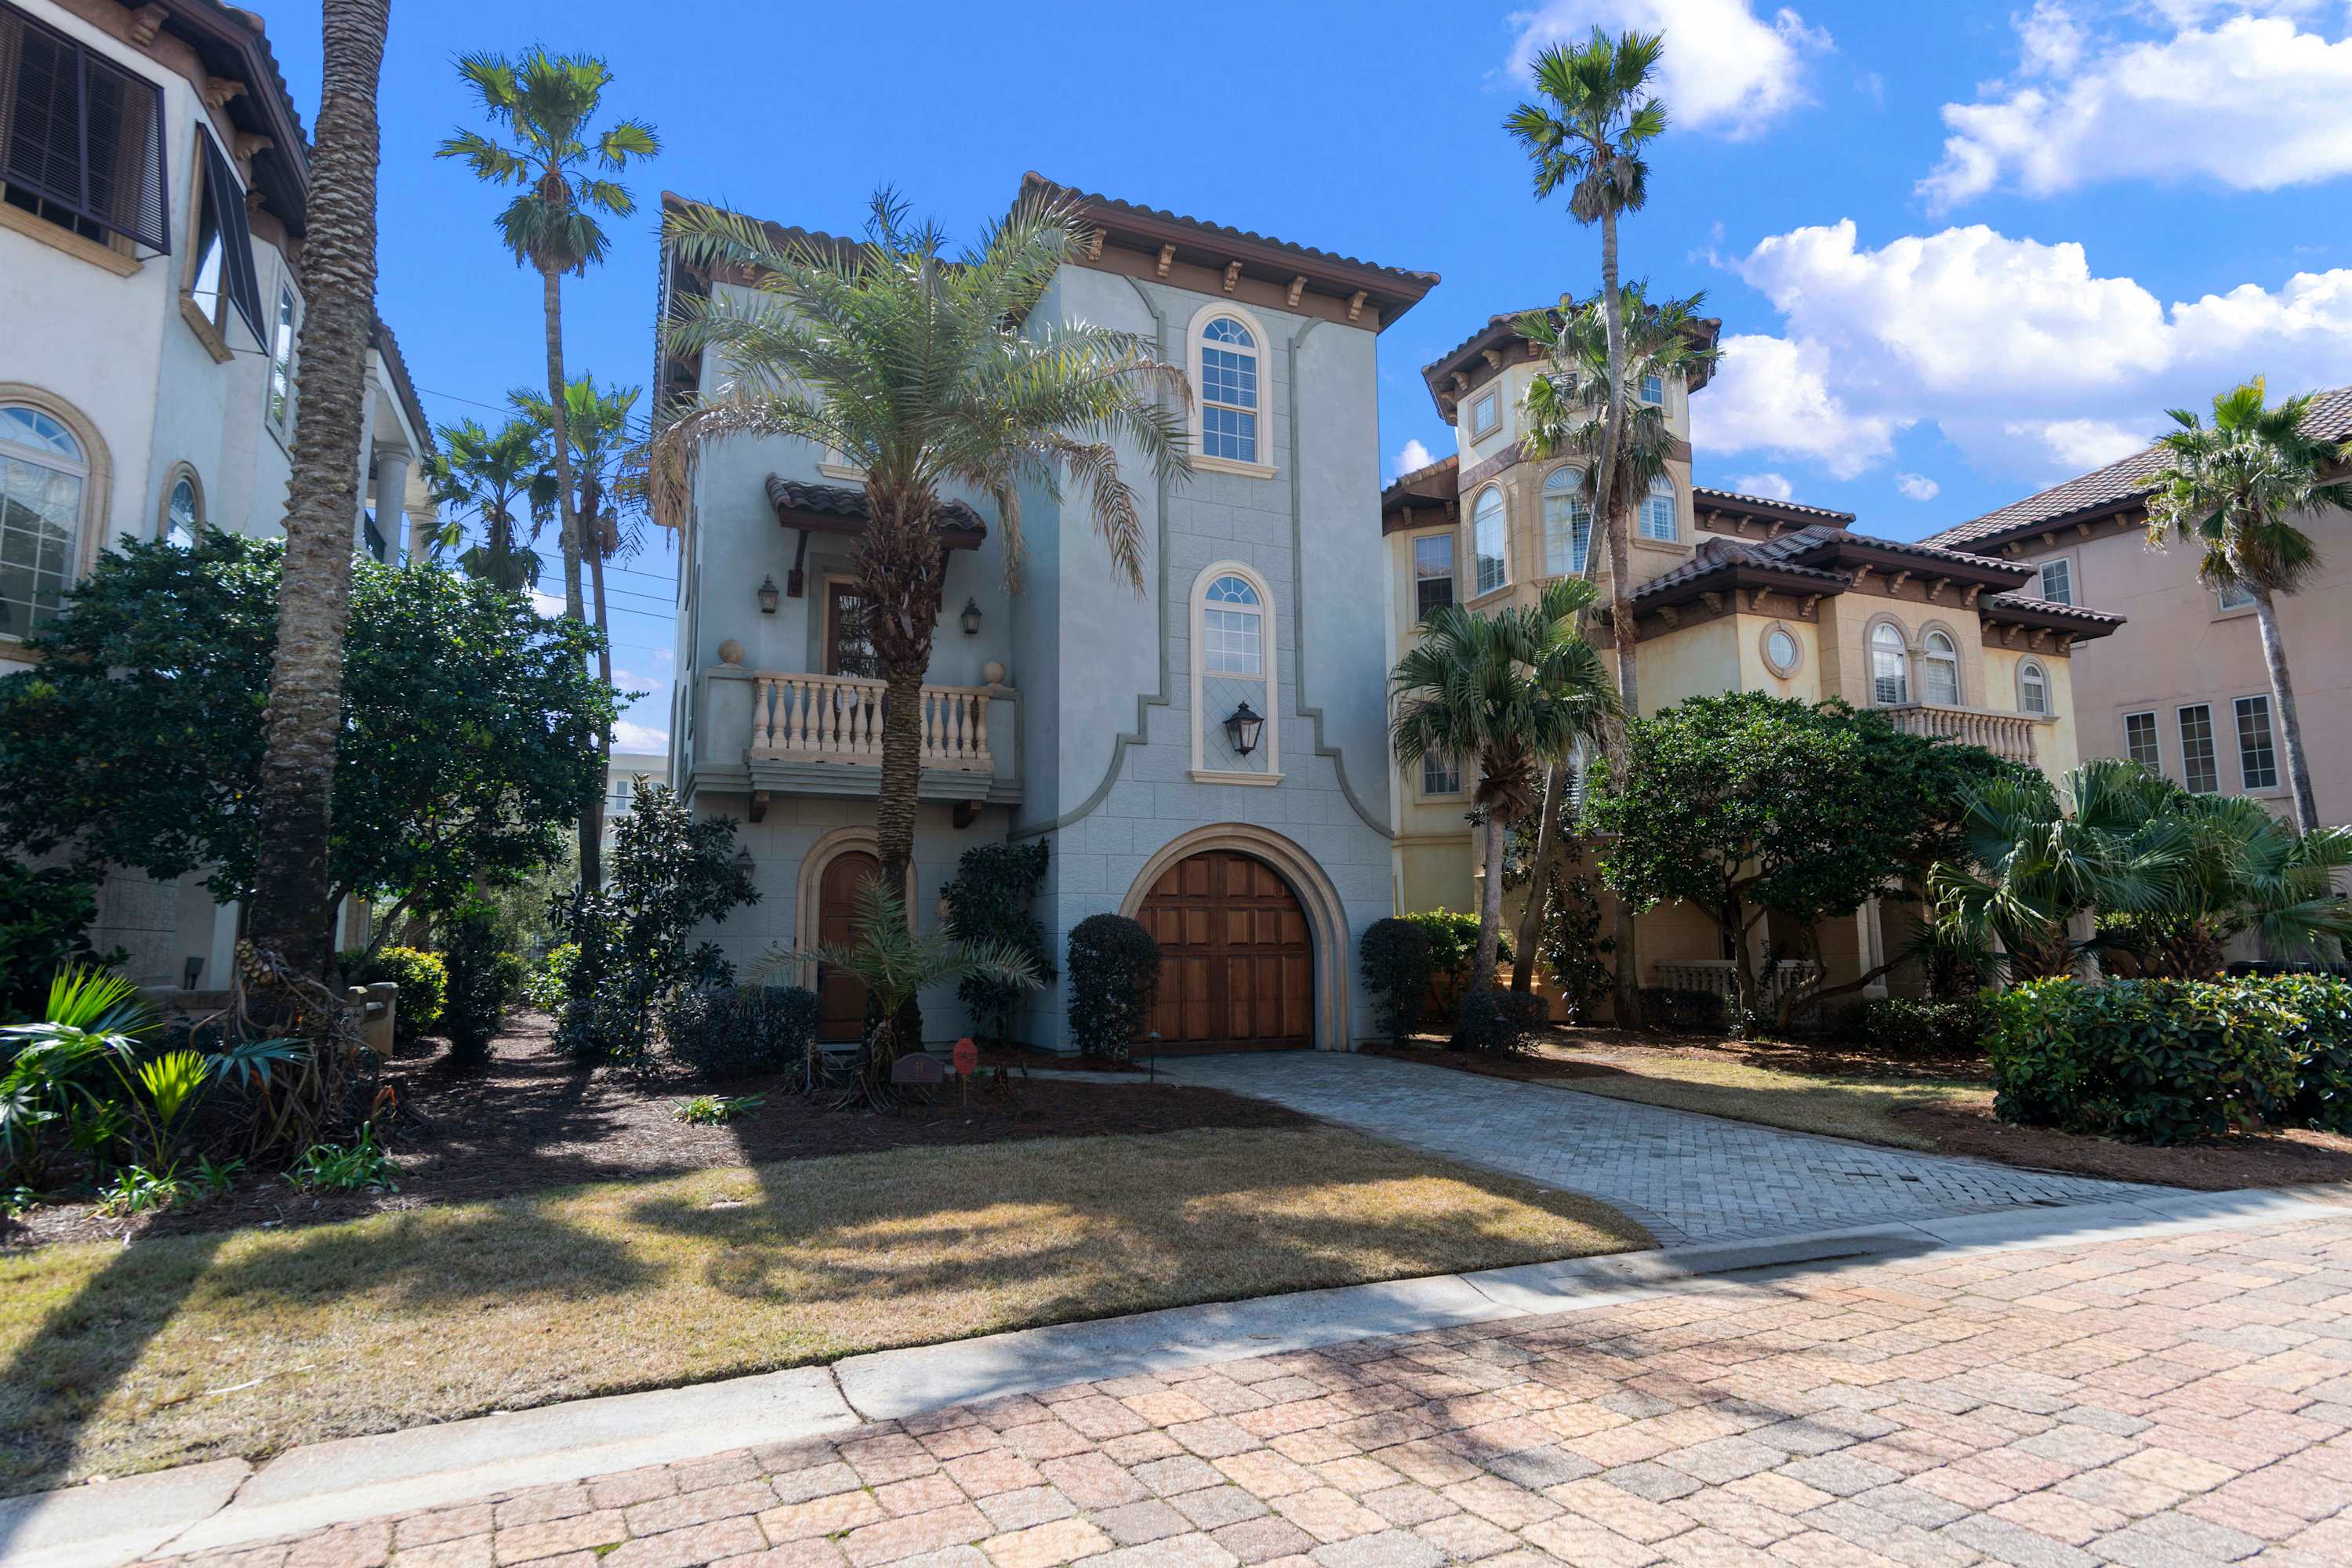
[1892, 1101, 2352, 1191]
[2, 1016, 1311, 1250]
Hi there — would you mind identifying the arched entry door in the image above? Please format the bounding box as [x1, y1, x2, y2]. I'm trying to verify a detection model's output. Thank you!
[815, 849, 880, 1041]
[1137, 850, 1312, 1048]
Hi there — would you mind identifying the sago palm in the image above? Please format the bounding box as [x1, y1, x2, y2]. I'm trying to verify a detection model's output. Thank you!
[423, 417, 555, 593]
[1391, 577, 1620, 989]
[2144, 378, 2352, 833]
[647, 190, 1190, 956]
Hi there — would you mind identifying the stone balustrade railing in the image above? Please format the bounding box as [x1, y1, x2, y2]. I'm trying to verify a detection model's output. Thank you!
[746, 670, 993, 773]
[1882, 702, 2040, 765]
[1653, 958, 1820, 1012]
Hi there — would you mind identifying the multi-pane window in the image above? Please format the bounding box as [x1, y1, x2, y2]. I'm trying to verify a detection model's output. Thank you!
[1202, 574, 1262, 675]
[0, 3, 169, 253]
[0, 404, 85, 637]
[1199, 316, 1259, 464]
[185, 132, 263, 340]
[607, 775, 634, 815]
[1871, 622, 1909, 706]
[1639, 372, 1664, 406]
[1543, 467, 1590, 576]
[1469, 390, 1500, 439]
[1922, 630, 1960, 706]
[2235, 695, 2279, 790]
[2178, 703, 2219, 793]
[2018, 660, 2049, 716]
[1413, 532, 1454, 619]
[1638, 476, 1676, 543]
[1472, 488, 1507, 595]
[2217, 579, 2256, 611]
[267, 283, 299, 438]
[2036, 557, 2072, 605]
[1421, 751, 1461, 797]
[165, 475, 198, 546]
[2124, 710, 2161, 771]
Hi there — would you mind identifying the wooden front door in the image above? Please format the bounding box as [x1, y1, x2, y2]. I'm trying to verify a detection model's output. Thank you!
[1137, 851, 1312, 1048]
[816, 850, 880, 1041]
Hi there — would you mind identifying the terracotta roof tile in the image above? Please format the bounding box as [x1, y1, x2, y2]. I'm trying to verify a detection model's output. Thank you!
[1021, 172, 1439, 293]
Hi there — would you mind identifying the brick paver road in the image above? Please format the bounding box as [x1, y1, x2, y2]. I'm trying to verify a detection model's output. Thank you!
[139, 1214, 2352, 1568]
[1160, 1053, 2174, 1246]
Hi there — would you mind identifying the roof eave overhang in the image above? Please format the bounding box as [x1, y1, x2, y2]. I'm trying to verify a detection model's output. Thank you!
[1693, 492, 1856, 532]
[1981, 603, 2126, 642]
[1632, 563, 1848, 615]
[1809, 539, 2030, 590]
[1938, 492, 2152, 557]
[1421, 313, 1723, 423]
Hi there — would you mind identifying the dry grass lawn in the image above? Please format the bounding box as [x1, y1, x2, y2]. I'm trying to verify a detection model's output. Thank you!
[1550, 1051, 1989, 1149]
[0, 1125, 1644, 1494]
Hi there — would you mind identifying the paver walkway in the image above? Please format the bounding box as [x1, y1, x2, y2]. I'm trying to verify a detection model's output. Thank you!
[1160, 1052, 2175, 1246]
[129, 1213, 2352, 1568]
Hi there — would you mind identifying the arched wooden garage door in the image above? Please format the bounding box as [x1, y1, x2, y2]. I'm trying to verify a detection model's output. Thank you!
[1137, 851, 1312, 1048]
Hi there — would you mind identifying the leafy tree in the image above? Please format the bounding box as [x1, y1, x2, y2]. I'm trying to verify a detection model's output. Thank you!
[1537, 870, 1615, 1025]
[423, 416, 554, 591]
[1586, 693, 2011, 1025]
[1390, 579, 1617, 990]
[249, 0, 390, 975]
[938, 840, 1054, 1049]
[0, 863, 119, 1022]
[2144, 378, 2352, 833]
[0, 532, 615, 942]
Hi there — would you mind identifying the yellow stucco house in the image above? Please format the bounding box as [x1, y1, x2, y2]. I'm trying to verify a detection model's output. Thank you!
[1381, 307, 2125, 1013]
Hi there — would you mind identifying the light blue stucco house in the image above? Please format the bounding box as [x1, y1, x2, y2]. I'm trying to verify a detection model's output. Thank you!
[655, 174, 1438, 1054]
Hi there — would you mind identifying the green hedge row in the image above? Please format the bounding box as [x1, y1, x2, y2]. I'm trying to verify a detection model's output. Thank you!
[1987, 975, 2352, 1145]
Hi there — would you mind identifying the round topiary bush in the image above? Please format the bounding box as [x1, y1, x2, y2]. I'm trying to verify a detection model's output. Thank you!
[1359, 918, 1436, 1046]
[1066, 913, 1161, 1062]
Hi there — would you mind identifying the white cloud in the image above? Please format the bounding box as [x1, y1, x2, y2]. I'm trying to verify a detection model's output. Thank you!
[1921, 9, 2352, 210]
[527, 586, 564, 619]
[1894, 472, 1941, 501]
[1688, 332, 1901, 479]
[1504, 0, 1831, 140]
[1730, 471, 1795, 500]
[1392, 438, 1436, 478]
[611, 719, 668, 753]
[2021, 418, 2151, 468]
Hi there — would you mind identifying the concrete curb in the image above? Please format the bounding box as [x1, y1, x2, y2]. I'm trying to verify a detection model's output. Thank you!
[0, 1185, 2333, 1568]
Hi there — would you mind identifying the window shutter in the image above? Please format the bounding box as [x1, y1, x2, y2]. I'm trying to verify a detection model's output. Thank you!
[201, 130, 265, 339]
[0, 3, 168, 252]
[1, 9, 82, 202]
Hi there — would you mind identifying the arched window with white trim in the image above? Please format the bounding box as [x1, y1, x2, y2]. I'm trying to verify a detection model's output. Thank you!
[1870, 621, 1909, 706]
[1189, 304, 1272, 474]
[2018, 659, 2051, 717]
[1638, 475, 1677, 542]
[1542, 467, 1589, 577]
[1190, 561, 1279, 782]
[1922, 629, 1961, 706]
[1472, 487, 1508, 595]
[0, 404, 91, 638]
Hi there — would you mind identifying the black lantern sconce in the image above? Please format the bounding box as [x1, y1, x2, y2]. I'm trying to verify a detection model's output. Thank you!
[757, 575, 781, 615]
[1223, 700, 1265, 758]
[960, 597, 983, 636]
[732, 847, 756, 879]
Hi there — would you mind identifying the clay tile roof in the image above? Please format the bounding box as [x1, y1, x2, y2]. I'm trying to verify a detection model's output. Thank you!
[1629, 527, 1853, 601]
[1923, 385, 2352, 551]
[1982, 591, 2127, 627]
[1690, 486, 1855, 526]
[368, 315, 434, 460]
[764, 475, 987, 538]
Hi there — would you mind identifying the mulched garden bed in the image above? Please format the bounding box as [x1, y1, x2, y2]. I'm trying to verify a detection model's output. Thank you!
[3, 1014, 1310, 1250]
[1893, 1101, 2352, 1192]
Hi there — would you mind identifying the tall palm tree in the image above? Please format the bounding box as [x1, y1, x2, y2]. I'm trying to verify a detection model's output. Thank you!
[2144, 379, 2352, 833]
[514, 376, 644, 888]
[647, 191, 1189, 985]
[1507, 24, 1666, 1027]
[421, 416, 555, 593]
[1391, 578, 1620, 990]
[1512, 285, 1718, 995]
[247, 0, 390, 977]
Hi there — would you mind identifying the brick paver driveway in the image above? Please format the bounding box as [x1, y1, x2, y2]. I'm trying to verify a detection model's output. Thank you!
[1159, 1053, 2172, 1246]
[139, 1214, 2352, 1568]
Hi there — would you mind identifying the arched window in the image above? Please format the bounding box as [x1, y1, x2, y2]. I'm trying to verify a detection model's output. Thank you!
[1638, 475, 1677, 543]
[1472, 487, 1508, 595]
[1922, 629, 1961, 706]
[162, 466, 201, 546]
[1190, 561, 1279, 781]
[0, 404, 90, 637]
[1198, 314, 1261, 466]
[1870, 621, 1909, 706]
[1542, 468, 1590, 577]
[2018, 659, 2051, 717]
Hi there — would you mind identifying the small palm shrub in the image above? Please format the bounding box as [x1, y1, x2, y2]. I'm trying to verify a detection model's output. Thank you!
[1066, 914, 1160, 1062]
[660, 985, 821, 1080]
[339, 946, 447, 1048]
[1359, 919, 1436, 1045]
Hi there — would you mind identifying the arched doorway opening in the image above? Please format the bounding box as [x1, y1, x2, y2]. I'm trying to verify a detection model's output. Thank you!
[1135, 850, 1312, 1049]
[815, 849, 879, 1041]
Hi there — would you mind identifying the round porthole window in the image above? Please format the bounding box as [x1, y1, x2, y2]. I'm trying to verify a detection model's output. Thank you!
[1762, 624, 1802, 677]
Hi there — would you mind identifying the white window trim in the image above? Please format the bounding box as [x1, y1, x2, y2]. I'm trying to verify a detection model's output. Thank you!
[1186, 301, 1278, 481]
[1919, 624, 1963, 707]
[2122, 709, 2164, 775]
[1188, 558, 1281, 785]
[1759, 620, 1803, 678]
[1636, 473, 1679, 544]
[2014, 657, 2053, 717]
[2176, 702, 2221, 794]
[1468, 485, 1510, 601]
[1540, 463, 1590, 579]
[265, 279, 301, 448]
[2215, 580, 2257, 615]
[1411, 528, 1455, 619]
[1867, 618, 1913, 707]
[0, 387, 111, 641]
[2231, 691, 2284, 794]
[2033, 553, 2076, 607]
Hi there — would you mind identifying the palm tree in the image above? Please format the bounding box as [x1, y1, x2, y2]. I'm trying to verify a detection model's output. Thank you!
[421, 417, 555, 593]
[437, 51, 658, 629]
[2144, 379, 2352, 833]
[514, 377, 644, 889]
[2096, 786, 2352, 978]
[247, 0, 390, 977]
[1391, 578, 1620, 991]
[647, 190, 1189, 966]
[1512, 285, 1718, 995]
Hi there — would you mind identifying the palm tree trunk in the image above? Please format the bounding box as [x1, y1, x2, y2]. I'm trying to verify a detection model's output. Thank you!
[1475, 808, 1506, 989]
[2250, 584, 2320, 833]
[536, 266, 595, 888]
[247, 0, 388, 978]
[1510, 764, 1563, 993]
[1592, 203, 1644, 1030]
[579, 517, 610, 891]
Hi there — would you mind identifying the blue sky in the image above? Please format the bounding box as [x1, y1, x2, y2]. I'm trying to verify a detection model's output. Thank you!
[266, 0, 2352, 749]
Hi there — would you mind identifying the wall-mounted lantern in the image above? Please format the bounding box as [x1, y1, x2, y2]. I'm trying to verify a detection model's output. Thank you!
[960, 597, 983, 636]
[1223, 700, 1265, 758]
[757, 575, 781, 615]
[733, 847, 756, 878]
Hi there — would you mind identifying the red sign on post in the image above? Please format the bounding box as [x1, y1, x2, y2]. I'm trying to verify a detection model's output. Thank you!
[953, 1036, 978, 1107]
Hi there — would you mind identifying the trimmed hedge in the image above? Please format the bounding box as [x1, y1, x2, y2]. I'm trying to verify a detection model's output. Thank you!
[662, 985, 822, 1080]
[339, 946, 446, 1050]
[1842, 996, 1989, 1058]
[1452, 987, 1548, 1054]
[1987, 975, 2352, 1145]
[1067, 914, 1160, 1062]
[1359, 918, 1436, 1046]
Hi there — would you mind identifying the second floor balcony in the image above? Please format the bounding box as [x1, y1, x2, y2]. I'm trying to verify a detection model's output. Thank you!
[1882, 702, 2043, 766]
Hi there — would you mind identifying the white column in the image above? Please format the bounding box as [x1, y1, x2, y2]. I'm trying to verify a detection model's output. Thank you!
[375, 448, 414, 564]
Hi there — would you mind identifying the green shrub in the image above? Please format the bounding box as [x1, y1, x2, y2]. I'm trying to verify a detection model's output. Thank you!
[1405, 910, 1511, 1015]
[1638, 986, 1726, 1034]
[521, 943, 575, 1014]
[0, 863, 121, 1022]
[438, 906, 522, 1062]
[660, 985, 821, 1080]
[1850, 995, 1989, 1058]
[1539, 873, 1615, 1025]
[1066, 914, 1160, 1062]
[676, 1093, 764, 1126]
[941, 841, 1054, 1047]
[2275, 974, 2352, 1133]
[1986, 977, 2308, 1144]
[285, 1125, 400, 1192]
[1451, 987, 1547, 1054]
[339, 946, 446, 1049]
[1359, 918, 1436, 1046]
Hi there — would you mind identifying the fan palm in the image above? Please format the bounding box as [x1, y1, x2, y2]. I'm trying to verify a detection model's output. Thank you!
[1391, 578, 1620, 990]
[2097, 787, 2352, 978]
[757, 878, 1044, 1104]
[647, 189, 1190, 962]
[422, 417, 555, 593]
[2144, 378, 2352, 833]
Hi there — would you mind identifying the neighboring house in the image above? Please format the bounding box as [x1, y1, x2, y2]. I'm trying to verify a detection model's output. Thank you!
[1382, 308, 2124, 1011]
[1, 0, 437, 988]
[601, 750, 668, 851]
[658, 173, 1436, 1051]
[1922, 388, 2352, 829]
